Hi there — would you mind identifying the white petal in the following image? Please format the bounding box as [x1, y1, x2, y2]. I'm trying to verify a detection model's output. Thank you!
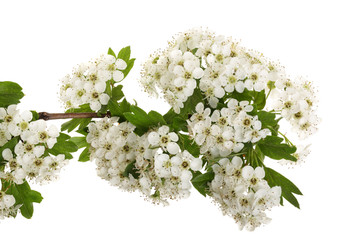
[192, 67, 204, 79]
[148, 132, 160, 145]
[95, 81, 106, 93]
[99, 94, 110, 105]
[2, 148, 13, 161]
[168, 132, 179, 142]
[113, 70, 124, 82]
[115, 59, 127, 70]
[254, 167, 265, 179]
[190, 158, 202, 171]
[242, 165, 254, 179]
[167, 142, 179, 154]
[21, 111, 33, 122]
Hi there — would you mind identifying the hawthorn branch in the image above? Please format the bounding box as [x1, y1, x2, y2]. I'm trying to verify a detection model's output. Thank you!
[38, 112, 111, 121]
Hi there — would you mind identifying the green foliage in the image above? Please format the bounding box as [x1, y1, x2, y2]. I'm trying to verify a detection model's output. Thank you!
[178, 134, 200, 158]
[47, 133, 78, 159]
[4, 181, 43, 219]
[78, 147, 90, 162]
[257, 136, 297, 161]
[0, 137, 20, 166]
[117, 46, 131, 61]
[61, 104, 93, 133]
[124, 105, 166, 135]
[179, 88, 204, 117]
[0, 81, 25, 108]
[123, 160, 140, 179]
[252, 90, 266, 110]
[111, 85, 124, 101]
[69, 136, 88, 149]
[226, 89, 253, 102]
[107, 47, 116, 58]
[191, 170, 214, 196]
[264, 167, 302, 209]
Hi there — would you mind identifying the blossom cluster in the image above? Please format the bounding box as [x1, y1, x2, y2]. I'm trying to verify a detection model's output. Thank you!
[188, 101, 270, 157]
[87, 118, 201, 204]
[140, 28, 318, 138]
[0, 105, 67, 185]
[59, 54, 127, 111]
[210, 157, 281, 231]
[0, 105, 69, 219]
[0, 181, 18, 220]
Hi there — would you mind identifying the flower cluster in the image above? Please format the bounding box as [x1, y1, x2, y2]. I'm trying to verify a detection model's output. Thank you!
[0, 186, 18, 220]
[188, 101, 270, 157]
[87, 118, 201, 204]
[59, 54, 127, 111]
[210, 157, 281, 231]
[271, 77, 319, 138]
[0, 105, 67, 185]
[140, 28, 318, 138]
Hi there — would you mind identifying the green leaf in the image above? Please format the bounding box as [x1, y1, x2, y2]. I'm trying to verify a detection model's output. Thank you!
[264, 167, 302, 209]
[226, 88, 253, 102]
[191, 171, 214, 183]
[117, 46, 131, 62]
[30, 111, 39, 121]
[178, 134, 200, 158]
[123, 105, 166, 135]
[0, 81, 25, 107]
[0, 137, 20, 165]
[179, 88, 203, 117]
[78, 147, 90, 162]
[47, 136, 78, 159]
[123, 160, 140, 179]
[108, 47, 116, 58]
[69, 136, 88, 149]
[108, 99, 123, 117]
[5, 181, 43, 219]
[148, 111, 166, 126]
[257, 136, 297, 161]
[171, 116, 188, 132]
[111, 85, 124, 101]
[191, 171, 214, 197]
[123, 58, 135, 78]
[253, 90, 266, 110]
[257, 111, 277, 128]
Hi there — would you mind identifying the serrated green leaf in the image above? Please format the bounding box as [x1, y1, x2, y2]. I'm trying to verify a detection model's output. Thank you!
[264, 167, 302, 209]
[178, 134, 200, 158]
[69, 136, 88, 149]
[47, 139, 78, 160]
[123, 160, 140, 179]
[257, 111, 277, 128]
[117, 46, 131, 62]
[180, 88, 204, 117]
[0, 81, 25, 107]
[78, 147, 90, 162]
[253, 90, 266, 110]
[111, 85, 124, 101]
[191, 171, 214, 183]
[5, 181, 43, 219]
[191, 171, 212, 197]
[226, 88, 253, 102]
[148, 110, 166, 126]
[123, 58, 135, 78]
[257, 136, 297, 161]
[108, 47, 116, 58]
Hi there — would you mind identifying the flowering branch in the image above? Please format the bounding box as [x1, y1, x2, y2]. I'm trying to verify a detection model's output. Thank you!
[38, 112, 110, 121]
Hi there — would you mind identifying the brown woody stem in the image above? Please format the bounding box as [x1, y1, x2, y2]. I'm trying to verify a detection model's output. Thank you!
[38, 112, 111, 121]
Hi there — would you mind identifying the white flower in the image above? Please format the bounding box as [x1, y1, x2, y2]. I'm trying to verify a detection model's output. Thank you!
[148, 126, 180, 154]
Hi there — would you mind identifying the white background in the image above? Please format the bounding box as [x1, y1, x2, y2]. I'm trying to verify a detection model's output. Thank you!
[1, 0, 359, 239]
